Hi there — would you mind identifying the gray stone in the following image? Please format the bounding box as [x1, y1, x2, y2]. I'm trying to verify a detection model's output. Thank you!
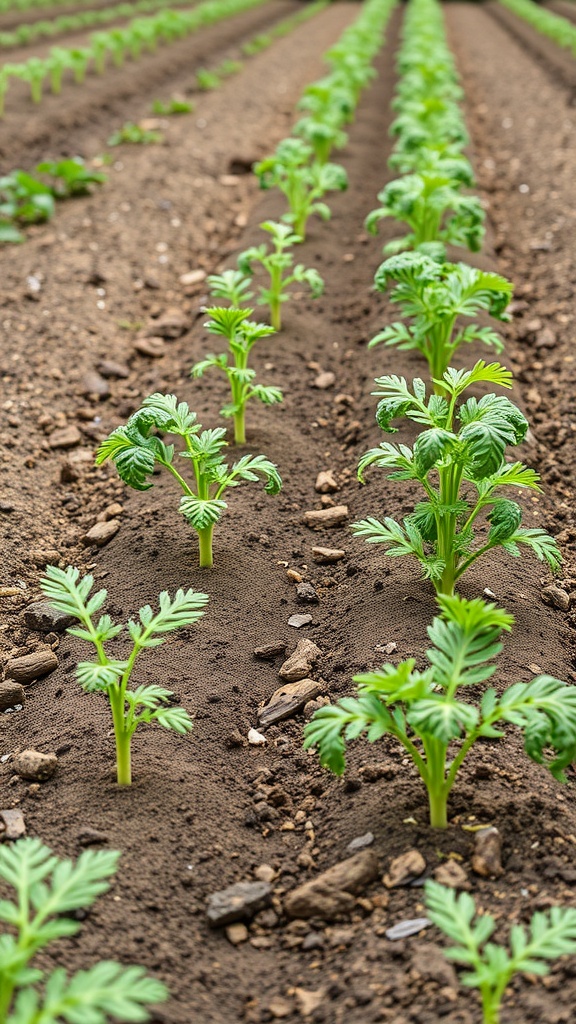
[304, 506, 348, 529]
[385, 918, 431, 941]
[312, 547, 345, 564]
[253, 641, 287, 660]
[0, 809, 26, 840]
[541, 585, 571, 612]
[288, 614, 313, 629]
[347, 832, 374, 853]
[83, 520, 120, 547]
[296, 582, 319, 604]
[21, 601, 74, 633]
[472, 827, 503, 878]
[49, 425, 81, 449]
[315, 470, 338, 494]
[97, 360, 129, 379]
[82, 372, 110, 400]
[206, 881, 272, 926]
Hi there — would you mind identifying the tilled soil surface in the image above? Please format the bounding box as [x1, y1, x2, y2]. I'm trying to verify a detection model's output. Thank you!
[1, 3, 576, 1023]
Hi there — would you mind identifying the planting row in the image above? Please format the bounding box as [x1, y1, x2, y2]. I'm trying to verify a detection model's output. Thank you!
[499, 0, 576, 53]
[0, 0, 327, 241]
[0, 0, 269, 113]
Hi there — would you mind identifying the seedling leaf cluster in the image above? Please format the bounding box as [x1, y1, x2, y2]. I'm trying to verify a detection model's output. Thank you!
[0, 837, 167, 1021]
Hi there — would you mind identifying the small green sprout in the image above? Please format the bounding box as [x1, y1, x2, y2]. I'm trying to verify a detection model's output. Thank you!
[426, 880, 576, 1023]
[353, 361, 561, 595]
[96, 393, 282, 567]
[151, 96, 193, 114]
[0, 837, 168, 1022]
[254, 137, 347, 239]
[37, 157, 107, 196]
[305, 594, 576, 828]
[192, 307, 282, 443]
[108, 122, 163, 146]
[207, 268, 253, 307]
[238, 220, 323, 330]
[369, 252, 513, 385]
[41, 566, 207, 785]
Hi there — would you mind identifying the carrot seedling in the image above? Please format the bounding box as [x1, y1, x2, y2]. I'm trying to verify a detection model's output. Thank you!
[41, 566, 207, 786]
[97, 392, 282, 567]
[353, 361, 560, 595]
[305, 594, 576, 828]
[255, 138, 347, 239]
[238, 220, 323, 330]
[0, 837, 168, 1020]
[426, 881, 576, 1023]
[369, 252, 513, 385]
[191, 307, 283, 444]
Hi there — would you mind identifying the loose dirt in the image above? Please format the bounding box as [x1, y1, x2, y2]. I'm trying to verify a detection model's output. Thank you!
[1, 3, 575, 1023]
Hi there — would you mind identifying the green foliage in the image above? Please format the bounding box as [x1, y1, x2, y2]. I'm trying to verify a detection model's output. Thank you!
[108, 122, 162, 146]
[151, 96, 192, 114]
[499, 0, 576, 54]
[426, 881, 576, 1022]
[0, 837, 167, 1021]
[255, 137, 347, 239]
[96, 393, 281, 567]
[352, 361, 560, 595]
[238, 220, 323, 330]
[41, 566, 206, 785]
[369, 252, 513, 382]
[0, 0, 271, 115]
[191, 307, 282, 443]
[366, 168, 485, 257]
[304, 594, 576, 828]
[207, 269, 254, 307]
[0, 169, 54, 242]
[36, 157, 106, 196]
[366, 0, 484, 260]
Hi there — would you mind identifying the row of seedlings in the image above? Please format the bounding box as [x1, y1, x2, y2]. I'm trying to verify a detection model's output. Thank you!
[302, 0, 576, 1021]
[0, 0, 270, 113]
[1, 4, 385, 1016]
[0, 1, 330, 242]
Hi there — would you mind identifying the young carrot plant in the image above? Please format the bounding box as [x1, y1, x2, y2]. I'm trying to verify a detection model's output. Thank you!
[151, 96, 193, 114]
[42, 565, 207, 785]
[304, 593, 576, 828]
[108, 122, 162, 145]
[191, 307, 282, 444]
[352, 361, 561, 595]
[365, 168, 485, 257]
[0, 837, 167, 1022]
[425, 881, 576, 1023]
[37, 156, 106, 196]
[207, 268, 254, 307]
[369, 252, 513, 384]
[238, 220, 323, 330]
[96, 392, 281, 567]
[254, 138, 347, 240]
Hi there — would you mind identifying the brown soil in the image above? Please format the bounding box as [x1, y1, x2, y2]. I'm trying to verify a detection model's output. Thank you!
[1, 3, 576, 1024]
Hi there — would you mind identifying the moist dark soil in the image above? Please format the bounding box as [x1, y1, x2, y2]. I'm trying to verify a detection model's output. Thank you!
[1, 3, 576, 1023]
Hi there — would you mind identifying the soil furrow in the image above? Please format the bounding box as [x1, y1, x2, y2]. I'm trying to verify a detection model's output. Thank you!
[0, 0, 300, 164]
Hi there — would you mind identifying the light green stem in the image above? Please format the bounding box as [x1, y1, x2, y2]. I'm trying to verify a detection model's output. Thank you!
[233, 409, 246, 445]
[110, 688, 131, 785]
[424, 736, 449, 828]
[198, 524, 214, 568]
